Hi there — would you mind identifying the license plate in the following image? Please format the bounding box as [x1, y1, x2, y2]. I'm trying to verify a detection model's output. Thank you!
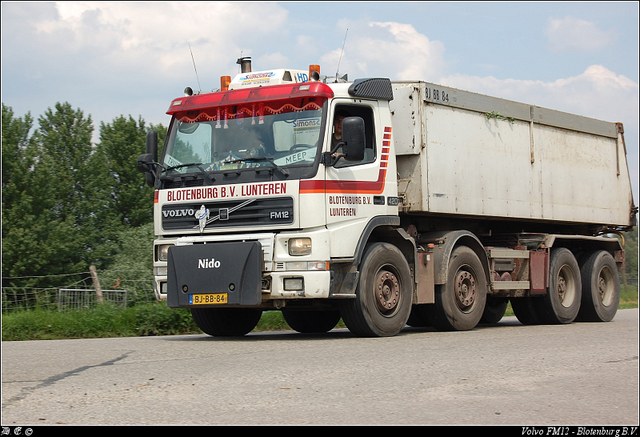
[189, 293, 228, 305]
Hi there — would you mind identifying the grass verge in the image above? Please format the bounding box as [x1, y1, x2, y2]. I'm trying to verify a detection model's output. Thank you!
[2, 286, 636, 341]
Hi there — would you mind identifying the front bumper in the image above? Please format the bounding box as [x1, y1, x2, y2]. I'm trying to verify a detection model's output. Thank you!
[153, 231, 333, 307]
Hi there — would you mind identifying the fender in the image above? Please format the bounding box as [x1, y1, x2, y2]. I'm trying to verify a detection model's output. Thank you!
[420, 230, 491, 286]
[329, 215, 416, 298]
[352, 216, 417, 272]
[352, 216, 399, 263]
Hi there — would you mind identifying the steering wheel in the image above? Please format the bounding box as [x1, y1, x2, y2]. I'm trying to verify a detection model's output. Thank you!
[289, 144, 313, 153]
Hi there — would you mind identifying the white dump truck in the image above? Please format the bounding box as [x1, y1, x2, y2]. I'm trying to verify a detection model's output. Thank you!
[137, 57, 636, 337]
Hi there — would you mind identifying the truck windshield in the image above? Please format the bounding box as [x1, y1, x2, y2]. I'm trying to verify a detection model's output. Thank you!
[162, 98, 325, 177]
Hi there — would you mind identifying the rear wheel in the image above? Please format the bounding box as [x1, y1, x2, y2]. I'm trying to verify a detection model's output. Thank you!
[535, 248, 581, 324]
[191, 307, 263, 336]
[510, 296, 543, 325]
[339, 243, 412, 337]
[425, 246, 487, 331]
[480, 297, 508, 324]
[282, 309, 342, 333]
[407, 305, 431, 328]
[578, 251, 619, 322]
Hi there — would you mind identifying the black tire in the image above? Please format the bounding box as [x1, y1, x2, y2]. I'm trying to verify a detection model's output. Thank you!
[535, 248, 581, 324]
[425, 246, 487, 331]
[510, 296, 543, 325]
[191, 307, 263, 336]
[282, 309, 341, 333]
[480, 297, 508, 324]
[339, 242, 412, 337]
[578, 251, 620, 322]
[407, 305, 431, 328]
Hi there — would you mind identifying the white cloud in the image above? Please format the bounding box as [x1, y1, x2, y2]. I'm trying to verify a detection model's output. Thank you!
[318, 20, 446, 81]
[26, 2, 290, 80]
[368, 22, 446, 80]
[545, 16, 617, 52]
[440, 65, 638, 125]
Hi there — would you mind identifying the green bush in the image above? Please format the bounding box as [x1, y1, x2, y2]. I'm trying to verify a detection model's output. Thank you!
[2, 304, 136, 341]
[4, 293, 633, 341]
[134, 303, 198, 336]
[1, 303, 299, 341]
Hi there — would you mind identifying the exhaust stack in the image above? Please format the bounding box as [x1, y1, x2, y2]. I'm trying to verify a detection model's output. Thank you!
[237, 56, 252, 73]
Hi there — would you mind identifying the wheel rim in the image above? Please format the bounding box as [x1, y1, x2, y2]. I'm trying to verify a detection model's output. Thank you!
[598, 265, 615, 307]
[556, 264, 577, 308]
[374, 268, 400, 316]
[454, 268, 476, 312]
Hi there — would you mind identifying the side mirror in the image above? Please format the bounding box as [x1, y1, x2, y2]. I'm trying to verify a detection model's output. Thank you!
[146, 129, 158, 158]
[137, 129, 158, 187]
[137, 153, 155, 173]
[341, 117, 365, 161]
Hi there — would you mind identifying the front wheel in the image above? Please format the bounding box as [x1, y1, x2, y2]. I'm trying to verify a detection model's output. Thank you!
[339, 243, 412, 337]
[282, 309, 341, 333]
[191, 307, 263, 336]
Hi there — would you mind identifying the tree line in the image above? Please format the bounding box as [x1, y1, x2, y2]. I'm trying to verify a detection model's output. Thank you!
[2, 102, 166, 289]
[1, 101, 638, 291]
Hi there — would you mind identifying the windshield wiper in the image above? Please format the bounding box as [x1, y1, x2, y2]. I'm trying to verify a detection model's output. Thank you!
[163, 162, 215, 185]
[225, 157, 290, 177]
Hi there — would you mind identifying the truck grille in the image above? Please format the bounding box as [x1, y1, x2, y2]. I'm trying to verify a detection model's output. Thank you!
[162, 197, 294, 231]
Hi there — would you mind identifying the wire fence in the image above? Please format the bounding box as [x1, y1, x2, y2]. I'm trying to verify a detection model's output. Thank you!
[58, 289, 128, 311]
[623, 275, 638, 287]
[1, 269, 155, 314]
[1, 270, 637, 314]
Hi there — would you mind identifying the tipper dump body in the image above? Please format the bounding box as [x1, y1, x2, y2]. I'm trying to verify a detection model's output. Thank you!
[392, 81, 634, 232]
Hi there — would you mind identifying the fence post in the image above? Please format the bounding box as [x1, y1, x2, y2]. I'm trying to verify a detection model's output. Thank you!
[89, 265, 104, 304]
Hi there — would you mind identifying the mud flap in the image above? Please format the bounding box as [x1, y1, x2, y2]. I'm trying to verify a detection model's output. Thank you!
[166, 241, 262, 308]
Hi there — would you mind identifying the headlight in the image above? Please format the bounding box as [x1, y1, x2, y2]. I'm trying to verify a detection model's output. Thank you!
[157, 244, 173, 261]
[288, 238, 311, 256]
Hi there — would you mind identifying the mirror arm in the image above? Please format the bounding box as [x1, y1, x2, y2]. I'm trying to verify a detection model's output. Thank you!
[322, 141, 347, 166]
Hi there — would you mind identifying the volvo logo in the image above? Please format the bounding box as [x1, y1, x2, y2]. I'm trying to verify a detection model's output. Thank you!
[194, 205, 210, 233]
[162, 208, 195, 218]
[191, 199, 256, 233]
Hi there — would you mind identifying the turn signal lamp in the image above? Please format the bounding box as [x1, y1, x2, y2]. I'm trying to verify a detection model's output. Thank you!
[156, 244, 174, 262]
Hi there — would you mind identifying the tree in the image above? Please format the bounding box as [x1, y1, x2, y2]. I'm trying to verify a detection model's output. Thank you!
[2, 103, 96, 284]
[623, 226, 638, 286]
[3, 102, 169, 292]
[33, 102, 95, 224]
[2, 104, 40, 282]
[2, 104, 35, 211]
[94, 115, 166, 228]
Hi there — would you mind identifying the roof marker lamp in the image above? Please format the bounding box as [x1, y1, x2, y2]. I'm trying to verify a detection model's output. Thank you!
[309, 65, 320, 81]
[221, 76, 231, 91]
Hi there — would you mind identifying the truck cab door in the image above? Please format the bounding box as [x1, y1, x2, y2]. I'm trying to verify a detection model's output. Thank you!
[324, 100, 398, 258]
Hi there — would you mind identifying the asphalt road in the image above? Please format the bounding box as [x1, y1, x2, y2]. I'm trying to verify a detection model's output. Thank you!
[2, 309, 638, 426]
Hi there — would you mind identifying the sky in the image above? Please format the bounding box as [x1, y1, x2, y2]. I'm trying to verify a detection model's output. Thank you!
[2, 1, 638, 206]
